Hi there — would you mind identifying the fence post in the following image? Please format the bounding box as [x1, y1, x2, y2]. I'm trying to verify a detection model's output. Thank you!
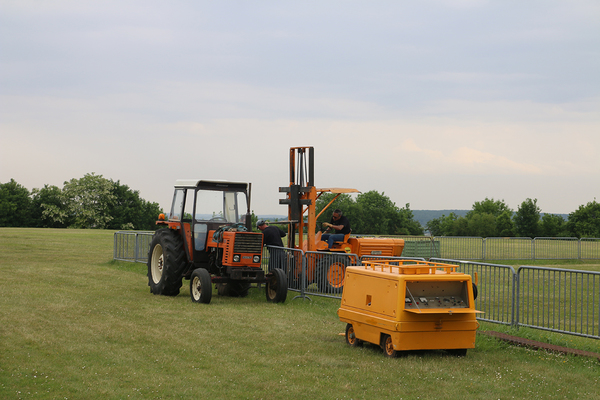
[482, 237, 486, 261]
[134, 233, 139, 262]
[513, 270, 519, 327]
[532, 237, 536, 261]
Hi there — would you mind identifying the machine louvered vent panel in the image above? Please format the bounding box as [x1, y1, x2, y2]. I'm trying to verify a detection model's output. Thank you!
[233, 233, 263, 253]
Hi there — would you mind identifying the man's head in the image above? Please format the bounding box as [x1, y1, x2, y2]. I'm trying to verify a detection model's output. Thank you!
[257, 220, 267, 231]
[332, 209, 342, 221]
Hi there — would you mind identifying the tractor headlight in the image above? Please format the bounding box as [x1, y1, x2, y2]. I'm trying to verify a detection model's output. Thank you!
[253, 255, 260, 263]
[233, 254, 241, 262]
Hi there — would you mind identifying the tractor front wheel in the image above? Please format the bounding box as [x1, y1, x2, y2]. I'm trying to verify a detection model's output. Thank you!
[266, 268, 287, 303]
[190, 268, 212, 304]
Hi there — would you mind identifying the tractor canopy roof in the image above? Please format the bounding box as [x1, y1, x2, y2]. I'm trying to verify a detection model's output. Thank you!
[316, 188, 360, 194]
[174, 179, 248, 190]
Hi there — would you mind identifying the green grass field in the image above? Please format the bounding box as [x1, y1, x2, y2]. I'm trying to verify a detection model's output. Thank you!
[1, 228, 599, 399]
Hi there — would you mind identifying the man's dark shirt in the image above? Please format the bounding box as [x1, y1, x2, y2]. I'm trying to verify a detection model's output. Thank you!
[262, 226, 286, 247]
[330, 215, 351, 235]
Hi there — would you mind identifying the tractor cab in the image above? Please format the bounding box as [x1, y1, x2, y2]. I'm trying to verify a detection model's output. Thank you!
[163, 179, 252, 264]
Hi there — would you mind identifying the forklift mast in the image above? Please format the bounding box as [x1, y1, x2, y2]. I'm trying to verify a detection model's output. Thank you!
[279, 147, 315, 250]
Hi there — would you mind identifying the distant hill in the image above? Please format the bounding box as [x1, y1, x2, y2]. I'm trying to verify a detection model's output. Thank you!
[412, 210, 469, 227]
[258, 212, 472, 227]
[259, 211, 568, 229]
[256, 215, 288, 222]
[412, 210, 569, 228]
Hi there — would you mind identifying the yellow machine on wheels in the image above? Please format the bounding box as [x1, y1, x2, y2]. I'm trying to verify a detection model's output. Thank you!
[338, 259, 482, 357]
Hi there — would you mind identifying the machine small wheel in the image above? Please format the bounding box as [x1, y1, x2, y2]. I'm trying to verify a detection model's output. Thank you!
[190, 268, 212, 304]
[345, 323, 362, 347]
[381, 334, 397, 358]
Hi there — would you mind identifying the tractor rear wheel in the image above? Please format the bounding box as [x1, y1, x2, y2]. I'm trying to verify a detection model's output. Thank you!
[266, 268, 287, 303]
[190, 268, 212, 304]
[147, 229, 186, 296]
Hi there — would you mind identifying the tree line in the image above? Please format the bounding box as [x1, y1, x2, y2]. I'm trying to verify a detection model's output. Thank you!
[2, 175, 598, 238]
[0, 174, 162, 230]
[425, 198, 600, 238]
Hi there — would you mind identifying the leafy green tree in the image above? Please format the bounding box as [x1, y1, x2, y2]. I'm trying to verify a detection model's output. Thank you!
[0, 179, 33, 227]
[540, 214, 568, 237]
[107, 181, 163, 230]
[354, 191, 397, 235]
[566, 200, 600, 238]
[31, 184, 69, 228]
[426, 213, 461, 236]
[513, 198, 541, 238]
[496, 210, 515, 236]
[452, 216, 470, 236]
[467, 213, 496, 237]
[467, 198, 511, 218]
[425, 216, 444, 236]
[395, 203, 424, 235]
[62, 173, 116, 229]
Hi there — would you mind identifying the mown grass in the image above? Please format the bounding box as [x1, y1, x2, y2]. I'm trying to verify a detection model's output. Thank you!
[1, 228, 599, 399]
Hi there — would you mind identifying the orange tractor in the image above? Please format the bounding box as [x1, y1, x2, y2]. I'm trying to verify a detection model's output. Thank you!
[278, 147, 405, 292]
[147, 179, 287, 304]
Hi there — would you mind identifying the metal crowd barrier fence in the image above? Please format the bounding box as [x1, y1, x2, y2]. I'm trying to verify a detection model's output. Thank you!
[517, 266, 600, 339]
[437, 236, 600, 261]
[484, 237, 532, 260]
[303, 251, 359, 299]
[113, 231, 154, 263]
[431, 258, 517, 326]
[397, 236, 441, 259]
[581, 238, 600, 260]
[114, 233, 599, 339]
[532, 237, 580, 260]
[437, 237, 484, 260]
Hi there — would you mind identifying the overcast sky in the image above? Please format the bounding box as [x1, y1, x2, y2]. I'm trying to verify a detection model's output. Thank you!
[1, 0, 599, 216]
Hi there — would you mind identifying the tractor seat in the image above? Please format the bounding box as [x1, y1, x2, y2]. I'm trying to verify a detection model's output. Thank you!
[335, 230, 352, 244]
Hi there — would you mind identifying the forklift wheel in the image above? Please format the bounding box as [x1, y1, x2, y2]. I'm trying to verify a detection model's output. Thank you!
[190, 269, 212, 304]
[345, 324, 362, 347]
[266, 268, 287, 303]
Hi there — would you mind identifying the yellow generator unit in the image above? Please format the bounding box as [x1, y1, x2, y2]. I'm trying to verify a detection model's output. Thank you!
[338, 259, 482, 357]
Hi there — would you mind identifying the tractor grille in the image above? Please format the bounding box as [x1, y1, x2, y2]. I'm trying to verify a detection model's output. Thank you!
[233, 232, 263, 254]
